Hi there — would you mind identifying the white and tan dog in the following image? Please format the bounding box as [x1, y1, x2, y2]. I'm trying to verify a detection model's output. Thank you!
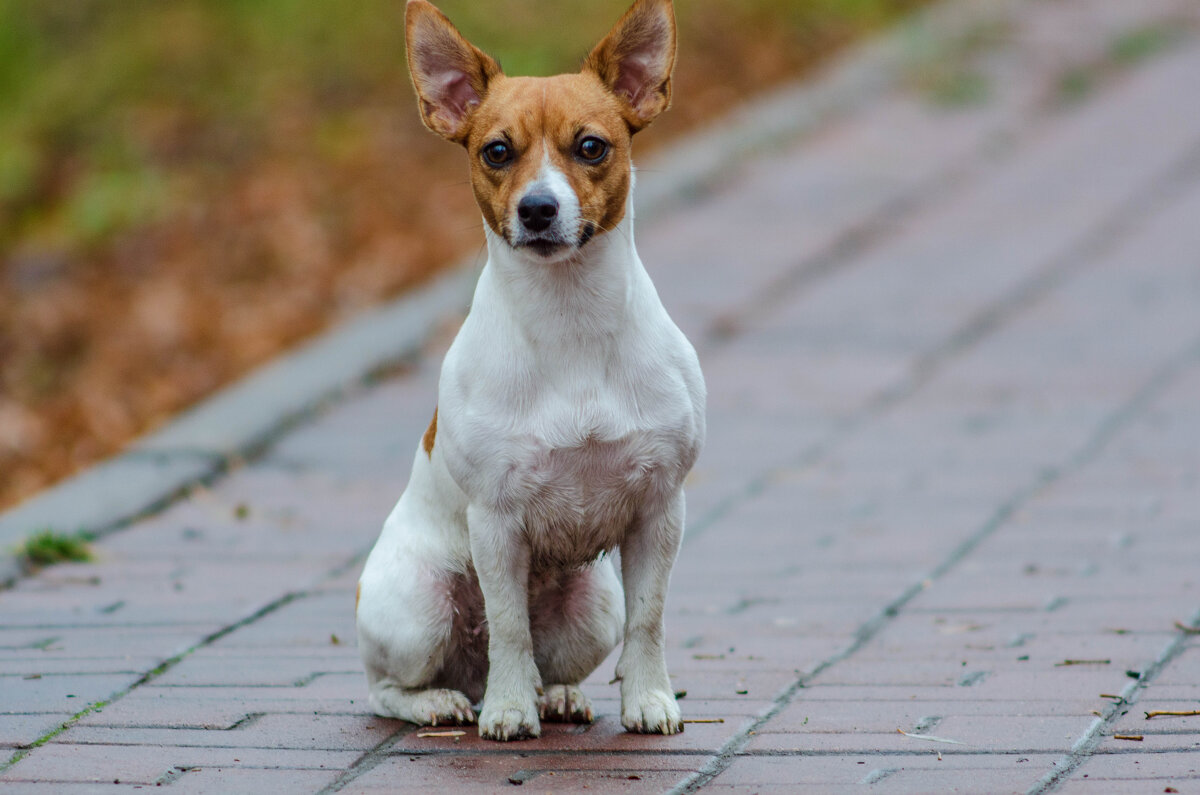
[356, 0, 705, 741]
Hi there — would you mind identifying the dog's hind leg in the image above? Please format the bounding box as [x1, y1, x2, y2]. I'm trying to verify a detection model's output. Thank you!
[530, 557, 625, 723]
[365, 679, 476, 726]
[357, 504, 485, 726]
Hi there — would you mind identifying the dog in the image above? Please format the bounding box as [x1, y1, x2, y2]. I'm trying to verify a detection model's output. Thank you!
[356, 0, 705, 741]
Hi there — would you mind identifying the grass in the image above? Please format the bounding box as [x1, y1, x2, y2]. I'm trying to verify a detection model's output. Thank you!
[16, 529, 95, 571]
[1055, 22, 1184, 106]
[1108, 24, 1178, 67]
[902, 18, 1009, 108]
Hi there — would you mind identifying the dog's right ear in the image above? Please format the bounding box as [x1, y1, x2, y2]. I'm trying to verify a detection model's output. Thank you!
[405, 0, 502, 144]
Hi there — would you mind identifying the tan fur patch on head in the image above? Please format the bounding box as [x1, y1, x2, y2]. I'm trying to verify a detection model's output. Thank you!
[465, 73, 634, 241]
[355, 582, 362, 615]
[422, 407, 438, 458]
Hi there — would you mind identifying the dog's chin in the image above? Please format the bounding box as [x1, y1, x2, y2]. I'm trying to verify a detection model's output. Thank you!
[523, 239, 570, 259]
[512, 236, 584, 265]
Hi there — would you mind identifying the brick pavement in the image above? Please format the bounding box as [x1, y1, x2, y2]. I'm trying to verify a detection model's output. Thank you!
[4, 0, 1200, 792]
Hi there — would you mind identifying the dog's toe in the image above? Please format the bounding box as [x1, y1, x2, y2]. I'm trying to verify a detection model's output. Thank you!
[538, 684, 594, 723]
[621, 688, 683, 735]
[478, 699, 541, 741]
[411, 688, 476, 727]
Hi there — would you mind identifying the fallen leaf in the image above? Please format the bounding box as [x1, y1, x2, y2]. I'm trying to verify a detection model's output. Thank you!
[1055, 659, 1110, 666]
[897, 729, 966, 745]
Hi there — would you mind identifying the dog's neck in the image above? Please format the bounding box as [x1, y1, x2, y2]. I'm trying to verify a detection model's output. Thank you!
[481, 191, 642, 348]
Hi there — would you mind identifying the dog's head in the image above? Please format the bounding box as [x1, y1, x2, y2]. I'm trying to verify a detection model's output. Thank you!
[405, 0, 675, 263]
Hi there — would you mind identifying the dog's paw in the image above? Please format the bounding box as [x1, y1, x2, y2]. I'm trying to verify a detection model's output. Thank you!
[408, 688, 477, 727]
[538, 684, 594, 724]
[478, 698, 541, 741]
[621, 688, 683, 734]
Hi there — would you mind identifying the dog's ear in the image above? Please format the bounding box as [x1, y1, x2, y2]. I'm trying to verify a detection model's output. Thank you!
[584, 0, 676, 132]
[405, 0, 502, 143]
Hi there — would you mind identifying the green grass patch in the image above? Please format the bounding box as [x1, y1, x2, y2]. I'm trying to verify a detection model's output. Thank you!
[928, 69, 991, 107]
[903, 18, 1008, 109]
[1108, 24, 1178, 67]
[1055, 22, 1184, 108]
[16, 529, 94, 571]
[1056, 67, 1095, 105]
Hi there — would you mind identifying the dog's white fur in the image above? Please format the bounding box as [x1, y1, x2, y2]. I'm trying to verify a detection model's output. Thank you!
[357, 0, 705, 741]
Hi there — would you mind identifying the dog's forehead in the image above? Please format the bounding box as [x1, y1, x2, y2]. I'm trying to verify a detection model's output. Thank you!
[471, 73, 629, 145]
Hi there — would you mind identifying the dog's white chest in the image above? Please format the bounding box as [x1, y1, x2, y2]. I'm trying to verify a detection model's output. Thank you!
[511, 423, 681, 561]
[449, 373, 698, 566]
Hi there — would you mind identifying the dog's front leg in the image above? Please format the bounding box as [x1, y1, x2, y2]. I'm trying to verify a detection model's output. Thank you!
[616, 490, 685, 734]
[468, 504, 542, 740]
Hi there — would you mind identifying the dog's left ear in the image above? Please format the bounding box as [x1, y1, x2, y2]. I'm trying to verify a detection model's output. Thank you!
[585, 0, 676, 132]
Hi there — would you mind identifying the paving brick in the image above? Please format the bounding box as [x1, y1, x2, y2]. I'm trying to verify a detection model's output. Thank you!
[0, 713, 74, 749]
[748, 713, 1089, 755]
[713, 753, 1060, 787]
[77, 689, 364, 726]
[147, 651, 358, 688]
[139, 671, 368, 702]
[0, 744, 360, 786]
[1095, 732, 1200, 753]
[52, 713, 397, 752]
[347, 753, 691, 794]
[147, 767, 343, 795]
[0, 783, 146, 793]
[766, 698, 1096, 735]
[1, 674, 135, 715]
[1074, 751, 1200, 781]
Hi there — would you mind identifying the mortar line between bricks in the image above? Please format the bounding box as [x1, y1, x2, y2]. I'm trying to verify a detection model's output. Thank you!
[667, 155, 1200, 794]
[685, 130, 1200, 549]
[317, 727, 416, 795]
[1026, 613, 1200, 791]
[0, 589, 305, 775]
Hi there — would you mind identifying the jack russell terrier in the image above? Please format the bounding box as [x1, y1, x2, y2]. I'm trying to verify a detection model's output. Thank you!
[356, 0, 705, 741]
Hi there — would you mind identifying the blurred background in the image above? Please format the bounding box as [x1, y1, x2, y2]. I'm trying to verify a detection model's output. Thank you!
[0, 0, 924, 511]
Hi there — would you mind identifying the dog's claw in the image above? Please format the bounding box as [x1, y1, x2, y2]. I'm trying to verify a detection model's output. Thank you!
[538, 684, 594, 724]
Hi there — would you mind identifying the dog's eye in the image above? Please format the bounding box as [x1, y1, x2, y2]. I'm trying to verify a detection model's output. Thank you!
[576, 136, 608, 163]
[482, 141, 512, 167]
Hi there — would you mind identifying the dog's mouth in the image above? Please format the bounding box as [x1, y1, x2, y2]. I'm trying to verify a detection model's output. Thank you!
[520, 238, 569, 258]
[512, 223, 597, 259]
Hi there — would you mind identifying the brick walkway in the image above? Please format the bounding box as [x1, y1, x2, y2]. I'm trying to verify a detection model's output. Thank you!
[4, 1, 1200, 792]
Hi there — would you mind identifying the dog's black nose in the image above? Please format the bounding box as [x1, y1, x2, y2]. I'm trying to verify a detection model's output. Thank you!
[518, 193, 559, 232]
